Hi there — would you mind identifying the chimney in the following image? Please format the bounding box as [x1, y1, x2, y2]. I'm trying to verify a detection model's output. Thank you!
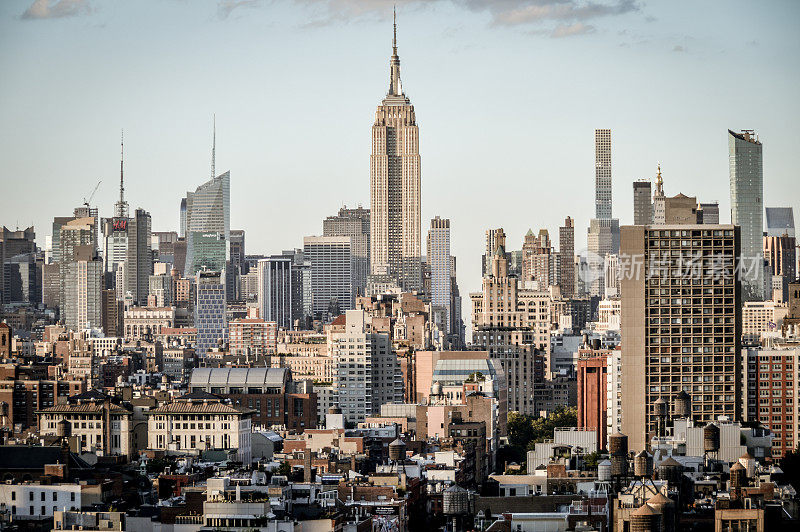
[304, 452, 313, 483]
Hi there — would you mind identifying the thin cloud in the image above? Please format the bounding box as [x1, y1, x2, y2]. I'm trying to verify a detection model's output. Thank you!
[298, 1, 640, 36]
[21, 0, 91, 20]
[672, 44, 686, 52]
[218, 0, 261, 20]
[551, 22, 595, 38]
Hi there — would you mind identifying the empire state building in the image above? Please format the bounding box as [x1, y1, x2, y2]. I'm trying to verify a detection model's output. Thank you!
[370, 10, 422, 292]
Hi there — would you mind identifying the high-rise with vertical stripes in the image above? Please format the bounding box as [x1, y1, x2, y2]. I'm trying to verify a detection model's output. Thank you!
[370, 10, 422, 293]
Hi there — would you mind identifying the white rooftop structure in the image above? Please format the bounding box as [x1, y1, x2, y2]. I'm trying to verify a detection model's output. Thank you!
[190, 367, 290, 393]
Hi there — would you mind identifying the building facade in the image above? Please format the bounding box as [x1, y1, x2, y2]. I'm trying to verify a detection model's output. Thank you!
[125, 208, 152, 305]
[195, 270, 227, 357]
[633, 180, 653, 225]
[330, 310, 403, 424]
[744, 344, 800, 459]
[620, 224, 742, 451]
[303, 236, 353, 321]
[559, 217, 575, 299]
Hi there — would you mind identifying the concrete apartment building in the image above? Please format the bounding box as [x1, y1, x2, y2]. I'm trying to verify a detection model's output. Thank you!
[323, 206, 370, 297]
[620, 224, 742, 451]
[229, 315, 278, 357]
[329, 310, 403, 424]
[744, 342, 800, 459]
[303, 236, 353, 321]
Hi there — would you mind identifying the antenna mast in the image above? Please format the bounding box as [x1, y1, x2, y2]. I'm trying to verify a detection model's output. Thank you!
[211, 114, 216, 179]
[120, 129, 125, 204]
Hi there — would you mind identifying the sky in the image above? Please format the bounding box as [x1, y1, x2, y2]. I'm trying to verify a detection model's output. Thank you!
[1, 0, 799, 315]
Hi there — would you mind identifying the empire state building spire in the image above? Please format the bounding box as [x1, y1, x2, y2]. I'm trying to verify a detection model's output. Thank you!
[388, 7, 403, 96]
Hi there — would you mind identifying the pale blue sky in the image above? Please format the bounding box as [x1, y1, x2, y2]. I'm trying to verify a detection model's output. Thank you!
[1, 0, 798, 302]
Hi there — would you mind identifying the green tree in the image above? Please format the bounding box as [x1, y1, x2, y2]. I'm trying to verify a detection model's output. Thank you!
[583, 451, 601, 469]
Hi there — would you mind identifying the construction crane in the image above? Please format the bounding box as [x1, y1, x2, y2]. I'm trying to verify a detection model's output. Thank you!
[83, 180, 102, 208]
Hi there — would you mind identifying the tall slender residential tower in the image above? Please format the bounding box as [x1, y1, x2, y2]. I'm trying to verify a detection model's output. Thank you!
[587, 129, 619, 296]
[559, 217, 575, 298]
[729, 129, 765, 301]
[595, 129, 612, 220]
[370, 10, 422, 292]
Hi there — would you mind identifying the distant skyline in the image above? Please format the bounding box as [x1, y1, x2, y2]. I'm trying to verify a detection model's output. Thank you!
[1, 0, 799, 305]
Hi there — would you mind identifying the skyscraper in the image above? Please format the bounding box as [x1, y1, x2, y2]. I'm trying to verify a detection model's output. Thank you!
[195, 270, 227, 357]
[588, 129, 620, 296]
[0, 226, 35, 304]
[229, 230, 246, 274]
[59, 217, 96, 312]
[125, 208, 152, 305]
[323, 206, 370, 297]
[179, 198, 187, 238]
[729, 129, 764, 301]
[370, 11, 422, 293]
[257, 256, 294, 330]
[633, 180, 652, 225]
[103, 135, 130, 287]
[64, 258, 103, 332]
[559, 217, 575, 299]
[620, 224, 741, 451]
[595, 129, 612, 219]
[427, 216, 452, 336]
[304, 236, 353, 321]
[184, 169, 230, 276]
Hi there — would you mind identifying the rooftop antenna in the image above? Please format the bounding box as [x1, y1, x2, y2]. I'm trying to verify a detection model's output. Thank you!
[211, 114, 216, 179]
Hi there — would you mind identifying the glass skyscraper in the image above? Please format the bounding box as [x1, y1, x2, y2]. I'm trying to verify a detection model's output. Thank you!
[728, 129, 764, 301]
[185, 171, 230, 276]
[195, 270, 227, 357]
